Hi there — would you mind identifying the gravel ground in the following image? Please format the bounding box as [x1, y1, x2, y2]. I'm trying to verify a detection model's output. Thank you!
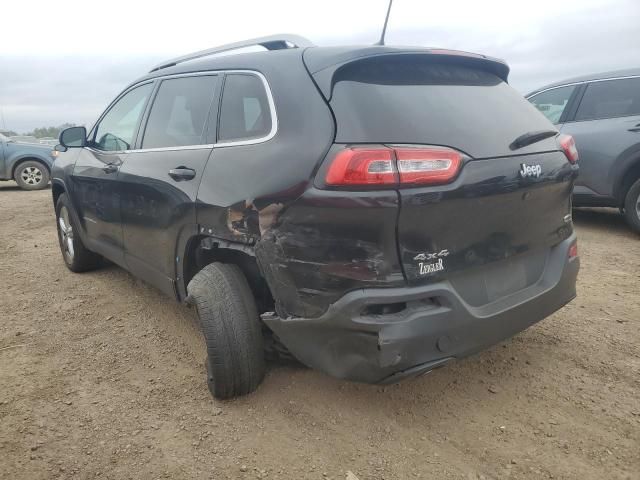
[1, 182, 639, 480]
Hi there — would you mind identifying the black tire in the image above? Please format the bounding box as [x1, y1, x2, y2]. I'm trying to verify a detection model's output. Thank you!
[55, 194, 103, 272]
[623, 178, 640, 234]
[14, 160, 50, 190]
[187, 263, 265, 399]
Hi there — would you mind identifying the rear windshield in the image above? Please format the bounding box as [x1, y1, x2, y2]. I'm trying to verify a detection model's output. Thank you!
[329, 57, 555, 158]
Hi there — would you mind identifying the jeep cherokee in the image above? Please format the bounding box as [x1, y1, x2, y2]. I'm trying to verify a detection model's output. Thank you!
[51, 35, 580, 399]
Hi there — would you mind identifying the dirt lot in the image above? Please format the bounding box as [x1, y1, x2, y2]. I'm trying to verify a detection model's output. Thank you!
[0, 182, 638, 480]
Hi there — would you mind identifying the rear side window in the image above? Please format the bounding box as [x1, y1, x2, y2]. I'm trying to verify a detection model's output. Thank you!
[328, 57, 556, 159]
[142, 76, 218, 149]
[528, 85, 576, 124]
[218, 74, 272, 143]
[575, 77, 640, 121]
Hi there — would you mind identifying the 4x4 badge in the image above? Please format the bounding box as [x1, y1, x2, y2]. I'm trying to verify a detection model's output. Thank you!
[414, 250, 449, 261]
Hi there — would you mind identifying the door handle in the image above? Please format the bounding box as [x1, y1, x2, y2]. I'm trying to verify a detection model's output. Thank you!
[628, 127, 640, 133]
[168, 167, 196, 181]
[102, 163, 118, 174]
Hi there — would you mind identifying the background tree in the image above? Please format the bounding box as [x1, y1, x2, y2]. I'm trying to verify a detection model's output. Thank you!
[25, 123, 76, 138]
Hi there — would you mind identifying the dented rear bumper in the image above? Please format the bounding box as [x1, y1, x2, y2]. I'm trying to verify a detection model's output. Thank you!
[263, 234, 579, 384]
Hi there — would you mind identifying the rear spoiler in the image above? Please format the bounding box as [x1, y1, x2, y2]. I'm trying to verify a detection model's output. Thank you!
[303, 46, 510, 100]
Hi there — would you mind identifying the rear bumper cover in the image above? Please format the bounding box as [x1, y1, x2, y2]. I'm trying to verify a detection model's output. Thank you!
[263, 234, 579, 384]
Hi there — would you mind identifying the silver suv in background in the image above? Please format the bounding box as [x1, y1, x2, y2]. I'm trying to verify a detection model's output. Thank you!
[527, 69, 640, 232]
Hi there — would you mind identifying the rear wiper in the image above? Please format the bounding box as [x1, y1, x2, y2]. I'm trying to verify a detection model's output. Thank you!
[509, 130, 558, 151]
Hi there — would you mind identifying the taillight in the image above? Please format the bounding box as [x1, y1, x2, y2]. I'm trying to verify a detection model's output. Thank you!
[396, 147, 462, 185]
[324, 146, 463, 187]
[559, 134, 579, 164]
[325, 148, 397, 185]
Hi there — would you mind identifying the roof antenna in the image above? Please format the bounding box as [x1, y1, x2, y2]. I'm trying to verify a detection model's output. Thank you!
[375, 0, 394, 45]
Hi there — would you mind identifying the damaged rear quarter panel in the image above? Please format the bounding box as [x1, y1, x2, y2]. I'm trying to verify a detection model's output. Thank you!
[256, 188, 405, 318]
[196, 155, 406, 319]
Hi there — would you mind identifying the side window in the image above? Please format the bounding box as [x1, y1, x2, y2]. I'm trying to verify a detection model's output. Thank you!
[218, 74, 273, 143]
[142, 76, 218, 149]
[93, 83, 153, 151]
[528, 85, 576, 124]
[575, 78, 640, 121]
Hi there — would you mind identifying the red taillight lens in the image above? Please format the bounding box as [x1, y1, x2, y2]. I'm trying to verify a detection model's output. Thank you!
[559, 134, 579, 164]
[396, 147, 462, 185]
[325, 148, 397, 185]
[325, 146, 463, 187]
[568, 241, 578, 259]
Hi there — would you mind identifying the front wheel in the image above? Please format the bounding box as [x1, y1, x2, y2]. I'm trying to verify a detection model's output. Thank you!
[623, 178, 640, 234]
[55, 194, 103, 272]
[14, 160, 50, 190]
[187, 262, 266, 399]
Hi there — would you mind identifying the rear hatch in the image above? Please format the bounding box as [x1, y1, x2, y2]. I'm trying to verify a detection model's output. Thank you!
[306, 50, 577, 304]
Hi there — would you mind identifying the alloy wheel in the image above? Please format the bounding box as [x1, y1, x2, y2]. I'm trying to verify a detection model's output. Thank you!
[21, 166, 43, 186]
[58, 206, 75, 262]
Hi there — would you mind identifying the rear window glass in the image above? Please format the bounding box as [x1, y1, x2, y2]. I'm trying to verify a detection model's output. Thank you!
[575, 77, 640, 121]
[218, 74, 272, 143]
[329, 58, 554, 159]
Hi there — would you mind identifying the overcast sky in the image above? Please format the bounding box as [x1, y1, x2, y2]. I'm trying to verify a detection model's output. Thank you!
[1, 0, 639, 133]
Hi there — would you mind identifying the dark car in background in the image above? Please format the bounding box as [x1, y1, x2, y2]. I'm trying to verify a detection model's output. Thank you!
[0, 133, 56, 190]
[527, 69, 640, 232]
[51, 35, 580, 398]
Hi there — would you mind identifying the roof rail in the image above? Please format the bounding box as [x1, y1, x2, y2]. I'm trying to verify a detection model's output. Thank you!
[149, 34, 314, 73]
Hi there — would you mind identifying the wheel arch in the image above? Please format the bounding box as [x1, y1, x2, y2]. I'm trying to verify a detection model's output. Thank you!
[613, 152, 640, 206]
[11, 156, 51, 179]
[180, 235, 275, 313]
[51, 179, 67, 208]
[51, 179, 93, 249]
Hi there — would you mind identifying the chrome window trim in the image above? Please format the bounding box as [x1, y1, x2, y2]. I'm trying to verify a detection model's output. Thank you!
[526, 74, 640, 99]
[87, 69, 277, 154]
[86, 144, 216, 155]
[129, 144, 215, 153]
[214, 70, 278, 148]
[85, 146, 126, 155]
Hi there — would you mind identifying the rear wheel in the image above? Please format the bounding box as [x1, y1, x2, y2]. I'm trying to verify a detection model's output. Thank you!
[55, 194, 102, 272]
[14, 160, 50, 190]
[187, 263, 265, 399]
[623, 178, 640, 233]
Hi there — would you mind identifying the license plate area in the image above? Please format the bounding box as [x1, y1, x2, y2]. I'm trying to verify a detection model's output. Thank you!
[483, 258, 527, 302]
[449, 248, 548, 307]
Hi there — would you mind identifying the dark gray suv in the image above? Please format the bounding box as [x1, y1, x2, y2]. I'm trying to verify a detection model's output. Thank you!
[527, 69, 640, 232]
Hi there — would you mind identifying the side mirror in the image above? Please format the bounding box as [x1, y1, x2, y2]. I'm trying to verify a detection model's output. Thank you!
[54, 144, 67, 153]
[59, 126, 87, 148]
